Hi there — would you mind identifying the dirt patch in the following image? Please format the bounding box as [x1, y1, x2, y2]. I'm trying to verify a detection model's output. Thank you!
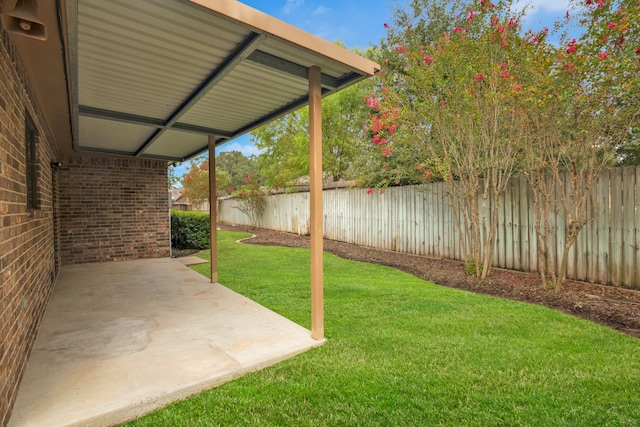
[219, 223, 640, 340]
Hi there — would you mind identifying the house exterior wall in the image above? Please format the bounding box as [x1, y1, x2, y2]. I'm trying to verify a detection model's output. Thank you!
[0, 30, 59, 426]
[58, 155, 170, 265]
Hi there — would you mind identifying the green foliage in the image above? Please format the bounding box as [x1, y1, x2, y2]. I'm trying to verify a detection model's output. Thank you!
[232, 173, 267, 228]
[181, 155, 239, 204]
[167, 165, 180, 189]
[170, 210, 210, 250]
[465, 260, 477, 276]
[216, 151, 260, 190]
[181, 155, 209, 205]
[214, 169, 232, 198]
[128, 230, 640, 426]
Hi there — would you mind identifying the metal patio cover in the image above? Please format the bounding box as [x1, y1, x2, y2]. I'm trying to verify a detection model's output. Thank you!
[66, 0, 379, 161]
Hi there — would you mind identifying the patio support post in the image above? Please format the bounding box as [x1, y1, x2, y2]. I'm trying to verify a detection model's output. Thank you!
[308, 66, 324, 339]
[208, 135, 218, 283]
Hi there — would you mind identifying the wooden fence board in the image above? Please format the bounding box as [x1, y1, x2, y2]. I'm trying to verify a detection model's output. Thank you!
[623, 167, 637, 287]
[610, 168, 624, 286]
[635, 167, 640, 290]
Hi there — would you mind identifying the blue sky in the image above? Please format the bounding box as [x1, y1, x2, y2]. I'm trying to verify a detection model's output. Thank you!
[175, 0, 572, 175]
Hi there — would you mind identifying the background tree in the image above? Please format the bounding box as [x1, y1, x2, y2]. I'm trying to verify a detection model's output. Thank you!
[181, 155, 233, 207]
[216, 150, 260, 190]
[181, 155, 209, 207]
[233, 172, 267, 228]
[168, 165, 181, 189]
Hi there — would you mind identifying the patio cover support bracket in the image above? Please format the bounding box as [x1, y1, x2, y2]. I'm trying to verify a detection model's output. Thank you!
[309, 66, 324, 340]
[209, 135, 218, 284]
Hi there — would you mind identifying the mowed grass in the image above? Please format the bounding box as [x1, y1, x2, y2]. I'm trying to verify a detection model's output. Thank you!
[128, 230, 640, 426]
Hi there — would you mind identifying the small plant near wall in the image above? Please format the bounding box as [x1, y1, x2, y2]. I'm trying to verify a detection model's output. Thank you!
[233, 173, 267, 229]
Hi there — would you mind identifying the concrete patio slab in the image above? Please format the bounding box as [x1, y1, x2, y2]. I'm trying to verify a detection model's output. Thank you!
[8, 258, 323, 427]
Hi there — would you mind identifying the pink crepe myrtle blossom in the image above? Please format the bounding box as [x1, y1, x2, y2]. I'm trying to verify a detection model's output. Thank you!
[466, 9, 476, 22]
[512, 83, 523, 90]
[608, 22, 617, 28]
[635, 46, 640, 55]
[475, 73, 485, 82]
[480, 0, 496, 9]
[372, 116, 383, 134]
[566, 39, 577, 54]
[453, 27, 464, 33]
[395, 45, 407, 54]
[383, 23, 390, 28]
[366, 188, 373, 195]
[365, 96, 380, 109]
[501, 70, 510, 79]
[382, 147, 393, 157]
[598, 52, 608, 59]
[424, 55, 433, 65]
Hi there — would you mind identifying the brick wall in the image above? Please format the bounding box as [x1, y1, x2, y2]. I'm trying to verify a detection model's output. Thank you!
[58, 154, 170, 264]
[0, 29, 59, 426]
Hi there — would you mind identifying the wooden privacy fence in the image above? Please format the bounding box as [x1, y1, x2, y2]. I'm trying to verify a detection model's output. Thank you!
[218, 166, 640, 289]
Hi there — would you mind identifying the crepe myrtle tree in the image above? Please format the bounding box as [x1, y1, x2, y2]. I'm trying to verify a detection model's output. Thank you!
[520, 0, 639, 291]
[369, 0, 531, 279]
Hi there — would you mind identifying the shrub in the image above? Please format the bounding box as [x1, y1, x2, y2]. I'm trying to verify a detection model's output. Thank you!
[171, 210, 210, 250]
[233, 172, 267, 228]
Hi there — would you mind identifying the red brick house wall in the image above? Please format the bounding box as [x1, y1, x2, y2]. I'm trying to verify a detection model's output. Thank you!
[58, 155, 170, 264]
[0, 29, 59, 426]
[0, 27, 171, 425]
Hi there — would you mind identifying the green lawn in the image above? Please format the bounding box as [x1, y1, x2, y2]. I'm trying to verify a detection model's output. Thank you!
[127, 230, 640, 426]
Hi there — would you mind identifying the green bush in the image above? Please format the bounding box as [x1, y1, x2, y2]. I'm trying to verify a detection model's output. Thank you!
[171, 210, 210, 250]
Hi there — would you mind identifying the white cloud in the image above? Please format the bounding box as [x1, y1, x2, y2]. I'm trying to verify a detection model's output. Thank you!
[218, 141, 262, 157]
[313, 5, 330, 15]
[514, 0, 572, 15]
[283, 0, 304, 14]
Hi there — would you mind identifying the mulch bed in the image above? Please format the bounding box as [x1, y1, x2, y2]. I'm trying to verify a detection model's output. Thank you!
[218, 223, 640, 340]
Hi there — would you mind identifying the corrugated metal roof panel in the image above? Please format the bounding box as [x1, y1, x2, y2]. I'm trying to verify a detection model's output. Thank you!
[142, 130, 207, 159]
[179, 61, 309, 131]
[78, 116, 156, 154]
[68, 0, 379, 161]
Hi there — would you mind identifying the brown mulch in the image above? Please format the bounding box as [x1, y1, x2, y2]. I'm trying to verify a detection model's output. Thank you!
[219, 223, 640, 340]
